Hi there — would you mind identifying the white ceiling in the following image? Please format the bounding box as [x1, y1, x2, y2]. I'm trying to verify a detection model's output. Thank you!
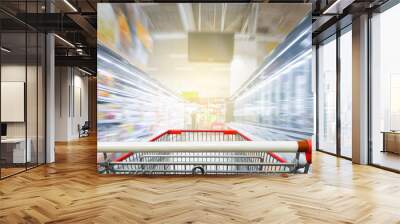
[141, 3, 310, 40]
[142, 3, 311, 98]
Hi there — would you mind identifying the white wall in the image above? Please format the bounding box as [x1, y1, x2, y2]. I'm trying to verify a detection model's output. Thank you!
[72, 73, 89, 138]
[1, 65, 34, 137]
[55, 67, 89, 141]
[55, 67, 70, 141]
[1, 64, 46, 163]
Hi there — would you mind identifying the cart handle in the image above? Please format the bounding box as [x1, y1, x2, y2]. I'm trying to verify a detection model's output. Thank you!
[99, 140, 310, 155]
[167, 129, 244, 135]
[298, 139, 312, 164]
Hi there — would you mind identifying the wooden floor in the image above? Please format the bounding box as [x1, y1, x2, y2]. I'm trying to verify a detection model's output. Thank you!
[1, 136, 400, 224]
[0, 167, 26, 178]
[373, 151, 400, 171]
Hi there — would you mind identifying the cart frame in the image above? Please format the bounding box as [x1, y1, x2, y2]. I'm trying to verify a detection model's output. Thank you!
[98, 130, 312, 175]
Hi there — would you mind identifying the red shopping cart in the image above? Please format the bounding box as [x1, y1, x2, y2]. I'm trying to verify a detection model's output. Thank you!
[98, 130, 312, 175]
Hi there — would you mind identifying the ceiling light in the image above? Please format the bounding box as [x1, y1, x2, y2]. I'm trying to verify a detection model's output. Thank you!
[54, 34, 75, 48]
[63, 0, 78, 12]
[78, 67, 93, 76]
[1, 47, 11, 53]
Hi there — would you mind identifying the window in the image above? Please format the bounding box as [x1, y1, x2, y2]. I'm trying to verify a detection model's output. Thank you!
[0, 1, 47, 179]
[340, 29, 352, 158]
[371, 3, 400, 171]
[318, 37, 337, 154]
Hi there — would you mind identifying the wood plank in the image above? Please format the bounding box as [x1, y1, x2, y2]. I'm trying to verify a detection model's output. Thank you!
[0, 135, 400, 223]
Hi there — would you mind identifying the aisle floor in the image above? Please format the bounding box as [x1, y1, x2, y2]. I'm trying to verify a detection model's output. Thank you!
[1, 135, 400, 223]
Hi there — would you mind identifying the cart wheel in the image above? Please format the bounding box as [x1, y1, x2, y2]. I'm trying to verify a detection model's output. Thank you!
[192, 166, 205, 175]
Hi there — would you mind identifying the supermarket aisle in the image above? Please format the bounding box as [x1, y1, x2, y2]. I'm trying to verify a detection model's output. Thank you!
[1, 136, 400, 223]
[97, 3, 314, 146]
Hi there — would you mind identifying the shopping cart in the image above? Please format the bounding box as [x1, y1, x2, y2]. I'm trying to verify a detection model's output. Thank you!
[98, 130, 312, 175]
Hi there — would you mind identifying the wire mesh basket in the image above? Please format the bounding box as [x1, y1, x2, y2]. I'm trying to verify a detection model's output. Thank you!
[98, 130, 311, 175]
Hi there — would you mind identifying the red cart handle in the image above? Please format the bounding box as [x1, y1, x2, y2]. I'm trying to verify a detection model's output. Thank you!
[297, 139, 312, 164]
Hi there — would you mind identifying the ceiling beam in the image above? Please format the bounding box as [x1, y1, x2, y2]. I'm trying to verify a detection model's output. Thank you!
[312, 15, 335, 33]
[14, 13, 83, 32]
[67, 14, 96, 35]
[225, 13, 243, 32]
[251, 3, 259, 35]
[177, 3, 196, 31]
[198, 3, 202, 31]
[55, 55, 96, 70]
[86, 0, 96, 12]
[240, 4, 253, 33]
[67, 13, 97, 42]
[221, 3, 227, 32]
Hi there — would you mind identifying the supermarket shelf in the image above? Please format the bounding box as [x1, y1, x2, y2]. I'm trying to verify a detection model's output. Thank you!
[98, 43, 181, 101]
[229, 122, 312, 140]
[230, 14, 313, 141]
[97, 43, 185, 142]
[230, 14, 312, 101]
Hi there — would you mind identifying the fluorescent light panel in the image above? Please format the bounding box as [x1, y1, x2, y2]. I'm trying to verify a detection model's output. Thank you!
[1, 47, 11, 53]
[63, 0, 78, 12]
[54, 34, 75, 48]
